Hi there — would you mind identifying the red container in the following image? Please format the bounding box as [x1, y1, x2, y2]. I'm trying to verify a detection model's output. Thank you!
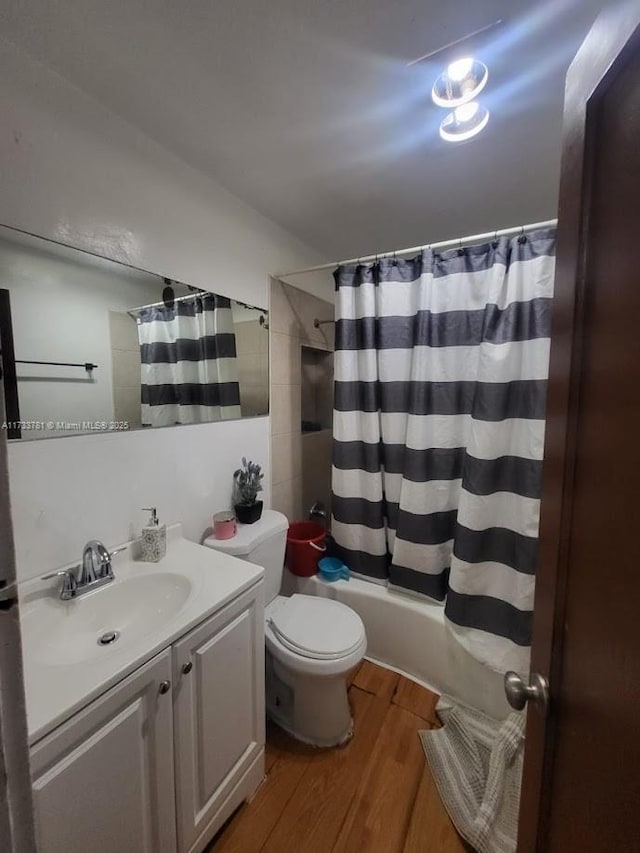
[286, 521, 326, 577]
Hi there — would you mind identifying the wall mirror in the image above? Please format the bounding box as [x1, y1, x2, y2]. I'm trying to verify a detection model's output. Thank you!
[0, 224, 269, 440]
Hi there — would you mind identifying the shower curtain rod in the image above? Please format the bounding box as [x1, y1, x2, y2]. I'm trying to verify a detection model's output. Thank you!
[128, 291, 267, 317]
[273, 218, 557, 278]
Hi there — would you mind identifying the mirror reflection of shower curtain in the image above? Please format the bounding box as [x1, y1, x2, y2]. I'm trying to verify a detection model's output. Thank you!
[135, 294, 242, 426]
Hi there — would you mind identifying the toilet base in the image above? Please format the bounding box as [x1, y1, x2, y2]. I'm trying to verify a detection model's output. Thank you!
[268, 707, 354, 749]
[266, 651, 356, 748]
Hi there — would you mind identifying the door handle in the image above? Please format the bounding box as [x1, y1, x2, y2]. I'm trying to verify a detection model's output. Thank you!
[504, 671, 549, 712]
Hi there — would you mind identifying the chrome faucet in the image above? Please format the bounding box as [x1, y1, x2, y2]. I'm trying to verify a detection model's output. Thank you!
[81, 539, 113, 585]
[42, 540, 121, 600]
[309, 501, 327, 523]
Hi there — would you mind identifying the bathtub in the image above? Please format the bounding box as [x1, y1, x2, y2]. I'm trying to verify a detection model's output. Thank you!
[292, 571, 510, 720]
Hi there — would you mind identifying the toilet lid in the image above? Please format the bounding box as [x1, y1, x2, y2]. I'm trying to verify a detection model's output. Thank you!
[268, 595, 364, 660]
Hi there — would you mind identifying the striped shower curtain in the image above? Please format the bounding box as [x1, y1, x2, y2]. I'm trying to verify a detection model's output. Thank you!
[331, 228, 555, 672]
[136, 294, 242, 426]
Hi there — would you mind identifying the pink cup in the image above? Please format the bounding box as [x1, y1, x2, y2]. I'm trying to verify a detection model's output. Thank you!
[213, 511, 237, 540]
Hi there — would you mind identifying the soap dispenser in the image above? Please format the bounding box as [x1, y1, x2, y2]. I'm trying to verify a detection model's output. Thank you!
[140, 507, 166, 562]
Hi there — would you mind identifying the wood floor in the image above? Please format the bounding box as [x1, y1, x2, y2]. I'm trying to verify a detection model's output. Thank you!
[209, 661, 471, 853]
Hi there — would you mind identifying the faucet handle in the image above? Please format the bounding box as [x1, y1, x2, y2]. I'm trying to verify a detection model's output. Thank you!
[41, 569, 78, 600]
[107, 546, 126, 561]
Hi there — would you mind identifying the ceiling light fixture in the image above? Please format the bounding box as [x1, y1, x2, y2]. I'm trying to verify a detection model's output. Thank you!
[453, 101, 479, 123]
[447, 57, 474, 82]
[439, 102, 490, 143]
[431, 57, 488, 108]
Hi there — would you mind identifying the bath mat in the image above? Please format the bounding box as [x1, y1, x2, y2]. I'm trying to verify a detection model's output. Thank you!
[419, 697, 525, 853]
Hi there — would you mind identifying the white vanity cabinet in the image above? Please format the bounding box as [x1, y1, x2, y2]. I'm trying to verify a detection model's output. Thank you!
[30, 649, 176, 853]
[29, 580, 265, 853]
[173, 584, 265, 853]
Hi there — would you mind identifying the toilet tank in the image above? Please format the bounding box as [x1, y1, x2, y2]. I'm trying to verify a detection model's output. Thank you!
[203, 510, 289, 604]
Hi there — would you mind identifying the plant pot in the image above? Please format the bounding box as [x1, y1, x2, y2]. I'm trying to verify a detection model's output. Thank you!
[234, 501, 263, 524]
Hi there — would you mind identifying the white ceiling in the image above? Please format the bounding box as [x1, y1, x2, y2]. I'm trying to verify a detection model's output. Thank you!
[0, 0, 607, 260]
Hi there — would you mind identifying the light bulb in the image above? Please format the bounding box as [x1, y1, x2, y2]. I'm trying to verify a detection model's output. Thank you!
[439, 104, 490, 143]
[454, 102, 479, 123]
[447, 57, 474, 82]
[431, 58, 488, 108]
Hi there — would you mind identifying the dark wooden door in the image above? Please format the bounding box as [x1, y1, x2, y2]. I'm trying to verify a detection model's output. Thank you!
[518, 5, 640, 851]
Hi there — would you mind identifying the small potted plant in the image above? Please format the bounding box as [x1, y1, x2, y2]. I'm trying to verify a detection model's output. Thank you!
[233, 457, 264, 524]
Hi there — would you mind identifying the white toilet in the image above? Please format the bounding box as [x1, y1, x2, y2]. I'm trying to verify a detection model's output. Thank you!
[205, 510, 366, 747]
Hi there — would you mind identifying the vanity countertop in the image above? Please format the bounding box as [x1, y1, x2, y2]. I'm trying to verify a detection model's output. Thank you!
[19, 524, 264, 745]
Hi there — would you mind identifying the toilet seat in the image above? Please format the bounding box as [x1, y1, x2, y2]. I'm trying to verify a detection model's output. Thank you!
[267, 594, 365, 661]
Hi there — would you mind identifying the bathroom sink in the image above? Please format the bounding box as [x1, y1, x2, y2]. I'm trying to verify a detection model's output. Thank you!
[20, 528, 266, 744]
[21, 573, 192, 666]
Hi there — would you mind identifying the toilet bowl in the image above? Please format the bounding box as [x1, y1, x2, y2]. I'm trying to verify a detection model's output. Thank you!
[265, 594, 366, 746]
[204, 511, 366, 747]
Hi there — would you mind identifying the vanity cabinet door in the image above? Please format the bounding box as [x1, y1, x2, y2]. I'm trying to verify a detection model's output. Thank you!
[30, 649, 176, 853]
[173, 582, 265, 853]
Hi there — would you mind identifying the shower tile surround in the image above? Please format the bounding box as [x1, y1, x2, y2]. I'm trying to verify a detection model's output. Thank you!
[235, 318, 269, 416]
[269, 278, 334, 522]
[301, 346, 334, 430]
[301, 428, 333, 522]
[109, 310, 143, 429]
[301, 347, 334, 519]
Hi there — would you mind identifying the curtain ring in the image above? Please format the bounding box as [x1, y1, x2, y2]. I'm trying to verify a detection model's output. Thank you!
[492, 230, 499, 249]
[518, 225, 527, 245]
[162, 278, 175, 309]
[457, 238, 465, 257]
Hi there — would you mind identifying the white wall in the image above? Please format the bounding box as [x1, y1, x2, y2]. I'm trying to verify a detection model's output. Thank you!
[0, 37, 328, 581]
[8, 419, 268, 581]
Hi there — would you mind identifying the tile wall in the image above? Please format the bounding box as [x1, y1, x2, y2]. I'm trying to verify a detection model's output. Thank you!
[109, 310, 143, 429]
[269, 278, 334, 522]
[235, 318, 269, 417]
